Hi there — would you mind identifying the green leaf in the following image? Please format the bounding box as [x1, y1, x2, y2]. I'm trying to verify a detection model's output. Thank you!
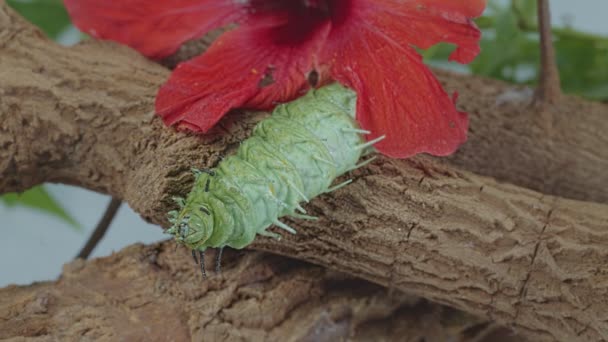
[426, 0, 608, 101]
[2, 186, 81, 230]
[6, 0, 72, 40]
[511, 0, 537, 29]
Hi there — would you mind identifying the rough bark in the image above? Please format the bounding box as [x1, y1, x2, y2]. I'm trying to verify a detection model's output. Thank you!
[1, 242, 519, 342]
[253, 157, 608, 341]
[1, 2, 607, 341]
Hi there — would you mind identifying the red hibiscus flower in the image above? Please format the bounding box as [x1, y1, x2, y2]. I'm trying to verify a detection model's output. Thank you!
[64, 0, 485, 158]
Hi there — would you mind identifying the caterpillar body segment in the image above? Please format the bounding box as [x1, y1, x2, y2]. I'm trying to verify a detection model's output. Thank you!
[167, 83, 375, 252]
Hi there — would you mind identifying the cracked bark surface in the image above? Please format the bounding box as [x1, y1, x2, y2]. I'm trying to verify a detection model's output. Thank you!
[251, 157, 608, 341]
[1, 2, 607, 341]
[1, 242, 516, 342]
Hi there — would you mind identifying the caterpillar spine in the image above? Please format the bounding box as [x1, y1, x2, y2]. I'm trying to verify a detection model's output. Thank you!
[166, 83, 381, 252]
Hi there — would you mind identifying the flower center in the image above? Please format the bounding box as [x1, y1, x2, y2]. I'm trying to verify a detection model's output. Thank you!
[302, 0, 330, 14]
[248, 0, 333, 17]
[245, 0, 353, 46]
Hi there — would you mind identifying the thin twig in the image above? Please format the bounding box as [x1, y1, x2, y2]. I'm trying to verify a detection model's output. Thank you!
[535, 0, 562, 104]
[75, 197, 122, 260]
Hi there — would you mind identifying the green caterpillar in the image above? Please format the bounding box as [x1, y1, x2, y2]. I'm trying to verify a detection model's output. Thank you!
[166, 83, 382, 275]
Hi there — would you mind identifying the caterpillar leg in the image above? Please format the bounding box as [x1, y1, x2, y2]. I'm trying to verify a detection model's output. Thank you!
[341, 127, 371, 135]
[354, 135, 386, 151]
[346, 156, 377, 172]
[325, 179, 353, 194]
[191, 249, 199, 264]
[198, 250, 207, 278]
[215, 247, 224, 274]
[286, 180, 309, 203]
[259, 230, 282, 240]
[290, 213, 318, 221]
[273, 219, 297, 234]
[296, 204, 307, 214]
[191, 248, 223, 279]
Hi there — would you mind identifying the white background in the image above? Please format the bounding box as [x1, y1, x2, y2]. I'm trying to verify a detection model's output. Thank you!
[1, 1, 606, 287]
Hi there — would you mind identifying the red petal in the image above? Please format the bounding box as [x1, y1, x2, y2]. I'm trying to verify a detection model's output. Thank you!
[156, 17, 331, 132]
[63, 0, 246, 58]
[344, 0, 485, 63]
[326, 24, 468, 158]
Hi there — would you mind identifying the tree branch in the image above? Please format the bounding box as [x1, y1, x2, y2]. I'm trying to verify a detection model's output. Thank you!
[253, 156, 608, 341]
[1, 2, 607, 341]
[1, 242, 512, 341]
[535, 0, 562, 104]
[75, 197, 122, 260]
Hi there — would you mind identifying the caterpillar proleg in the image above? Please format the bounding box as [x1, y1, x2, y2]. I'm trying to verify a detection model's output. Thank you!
[166, 83, 382, 270]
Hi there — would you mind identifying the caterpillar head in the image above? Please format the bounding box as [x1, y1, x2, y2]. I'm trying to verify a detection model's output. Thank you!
[166, 195, 215, 250]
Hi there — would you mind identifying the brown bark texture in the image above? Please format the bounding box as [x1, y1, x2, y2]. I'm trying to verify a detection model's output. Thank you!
[1, 2, 607, 341]
[1, 242, 517, 342]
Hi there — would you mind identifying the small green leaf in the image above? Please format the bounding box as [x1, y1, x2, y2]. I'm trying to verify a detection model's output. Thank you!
[2, 186, 81, 230]
[7, 0, 72, 40]
[511, 0, 537, 29]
